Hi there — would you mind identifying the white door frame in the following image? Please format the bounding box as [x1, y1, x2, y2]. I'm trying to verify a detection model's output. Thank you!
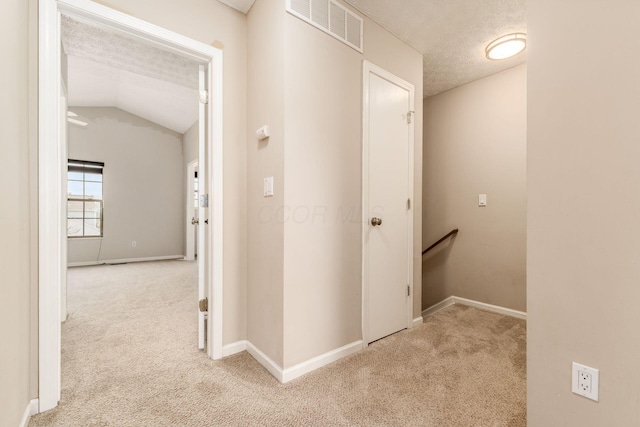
[361, 60, 415, 348]
[38, 0, 224, 412]
[185, 160, 198, 262]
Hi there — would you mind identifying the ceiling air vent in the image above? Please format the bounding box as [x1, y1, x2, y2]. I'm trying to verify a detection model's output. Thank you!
[286, 0, 363, 53]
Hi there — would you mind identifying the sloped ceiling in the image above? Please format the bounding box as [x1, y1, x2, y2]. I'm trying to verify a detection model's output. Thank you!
[62, 16, 200, 134]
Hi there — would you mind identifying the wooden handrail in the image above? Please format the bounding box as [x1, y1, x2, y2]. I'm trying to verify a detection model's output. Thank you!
[422, 229, 459, 256]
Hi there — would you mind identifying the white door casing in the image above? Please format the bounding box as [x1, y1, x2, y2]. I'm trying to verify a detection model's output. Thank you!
[60, 79, 68, 323]
[39, 0, 224, 412]
[198, 65, 207, 351]
[362, 61, 415, 346]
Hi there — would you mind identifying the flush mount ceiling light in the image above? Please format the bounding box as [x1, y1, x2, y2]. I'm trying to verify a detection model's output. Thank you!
[485, 33, 527, 60]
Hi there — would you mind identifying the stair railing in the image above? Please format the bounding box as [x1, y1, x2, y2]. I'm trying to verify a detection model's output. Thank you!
[422, 229, 459, 256]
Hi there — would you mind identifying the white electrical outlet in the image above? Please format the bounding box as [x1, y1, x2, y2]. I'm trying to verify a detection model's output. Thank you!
[572, 362, 599, 401]
[132, 241, 136, 248]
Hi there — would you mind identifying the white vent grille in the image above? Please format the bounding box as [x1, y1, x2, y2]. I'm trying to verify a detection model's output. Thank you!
[287, 0, 363, 53]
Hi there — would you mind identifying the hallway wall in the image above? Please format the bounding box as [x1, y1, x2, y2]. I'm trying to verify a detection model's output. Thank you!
[247, 0, 423, 370]
[422, 64, 526, 312]
[528, 0, 640, 424]
[0, 0, 33, 424]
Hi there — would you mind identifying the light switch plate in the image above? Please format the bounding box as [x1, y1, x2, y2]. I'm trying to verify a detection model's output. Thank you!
[478, 194, 487, 207]
[264, 177, 274, 197]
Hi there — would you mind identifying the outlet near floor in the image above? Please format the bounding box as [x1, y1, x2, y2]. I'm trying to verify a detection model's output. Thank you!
[572, 362, 599, 401]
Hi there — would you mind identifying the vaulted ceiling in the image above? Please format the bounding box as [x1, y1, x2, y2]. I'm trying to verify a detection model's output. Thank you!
[62, 16, 200, 133]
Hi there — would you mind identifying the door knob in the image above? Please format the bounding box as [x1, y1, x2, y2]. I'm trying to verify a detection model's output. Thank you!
[371, 217, 382, 226]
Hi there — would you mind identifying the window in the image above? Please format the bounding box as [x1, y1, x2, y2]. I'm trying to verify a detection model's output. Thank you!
[67, 159, 104, 238]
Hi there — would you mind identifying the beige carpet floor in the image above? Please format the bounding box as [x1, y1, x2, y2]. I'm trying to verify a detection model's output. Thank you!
[31, 260, 526, 426]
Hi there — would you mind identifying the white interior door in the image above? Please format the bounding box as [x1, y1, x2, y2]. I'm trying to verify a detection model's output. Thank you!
[197, 65, 208, 350]
[364, 62, 414, 344]
[185, 161, 198, 261]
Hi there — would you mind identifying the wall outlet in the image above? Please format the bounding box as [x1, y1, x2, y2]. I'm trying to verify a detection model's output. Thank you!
[132, 241, 137, 248]
[572, 362, 599, 401]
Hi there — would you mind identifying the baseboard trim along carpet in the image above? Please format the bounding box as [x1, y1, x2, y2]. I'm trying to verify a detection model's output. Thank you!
[68, 255, 184, 268]
[412, 316, 424, 327]
[20, 399, 39, 427]
[224, 339, 363, 384]
[281, 340, 362, 383]
[222, 340, 248, 357]
[246, 342, 284, 382]
[422, 296, 527, 320]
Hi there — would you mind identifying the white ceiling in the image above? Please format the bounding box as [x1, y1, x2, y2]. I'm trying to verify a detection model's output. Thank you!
[343, 0, 526, 97]
[62, 16, 200, 134]
[62, 0, 526, 130]
[219, 0, 526, 98]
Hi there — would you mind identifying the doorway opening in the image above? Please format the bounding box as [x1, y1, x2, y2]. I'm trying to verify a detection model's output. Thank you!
[39, 0, 223, 413]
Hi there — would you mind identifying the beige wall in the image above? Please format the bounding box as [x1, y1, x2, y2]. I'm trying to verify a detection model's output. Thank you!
[246, 0, 286, 366]
[0, 0, 33, 424]
[247, 0, 423, 369]
[282, 6, 423, 368]
[528, 1, 640, 425]
[422, 65, 526, 312]
[88, 0, 248, 345]
[67, 107, 185, 264]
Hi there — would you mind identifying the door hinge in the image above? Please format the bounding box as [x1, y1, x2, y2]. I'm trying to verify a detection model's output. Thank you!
[199, 297, 208, 312]
[407, 198, 411, 210]
[407, 110, 415, 124]
[199, 90, 209, 104]
[407, 285, 411, 296]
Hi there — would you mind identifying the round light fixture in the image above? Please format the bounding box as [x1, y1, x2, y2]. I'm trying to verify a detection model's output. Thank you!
[485, 33, 527, 60]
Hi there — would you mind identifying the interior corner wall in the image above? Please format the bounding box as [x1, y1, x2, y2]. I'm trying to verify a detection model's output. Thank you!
[67, 108, 184, 264]
[246, 0, 286, 366]
[91, 0, 248, 345]
[422, 64, 527, 312]
[528, 1, 640, 425]
[282, 1, 424, 368]
[0, 0, 33, 424]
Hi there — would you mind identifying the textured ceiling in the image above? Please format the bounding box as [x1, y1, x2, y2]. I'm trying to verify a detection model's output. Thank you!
[67, 56, 199, 134]
[217, 0, 256, 14]
[62, 16, 199, 133]
[344, 0, 526, 97]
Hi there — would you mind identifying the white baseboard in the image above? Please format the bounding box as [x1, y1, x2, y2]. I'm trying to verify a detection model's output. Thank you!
[222, 340, 247, 357]
[422, 296, 527, 320]
[422, 296, 455, 318]
[412, 316, 424, 327]
[243, 339, 363, 384]
[19, 399, 39, 427]
[281, 340, 362, 383]
[68, 255, 184, 267]
[246, 341, 284, 382]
